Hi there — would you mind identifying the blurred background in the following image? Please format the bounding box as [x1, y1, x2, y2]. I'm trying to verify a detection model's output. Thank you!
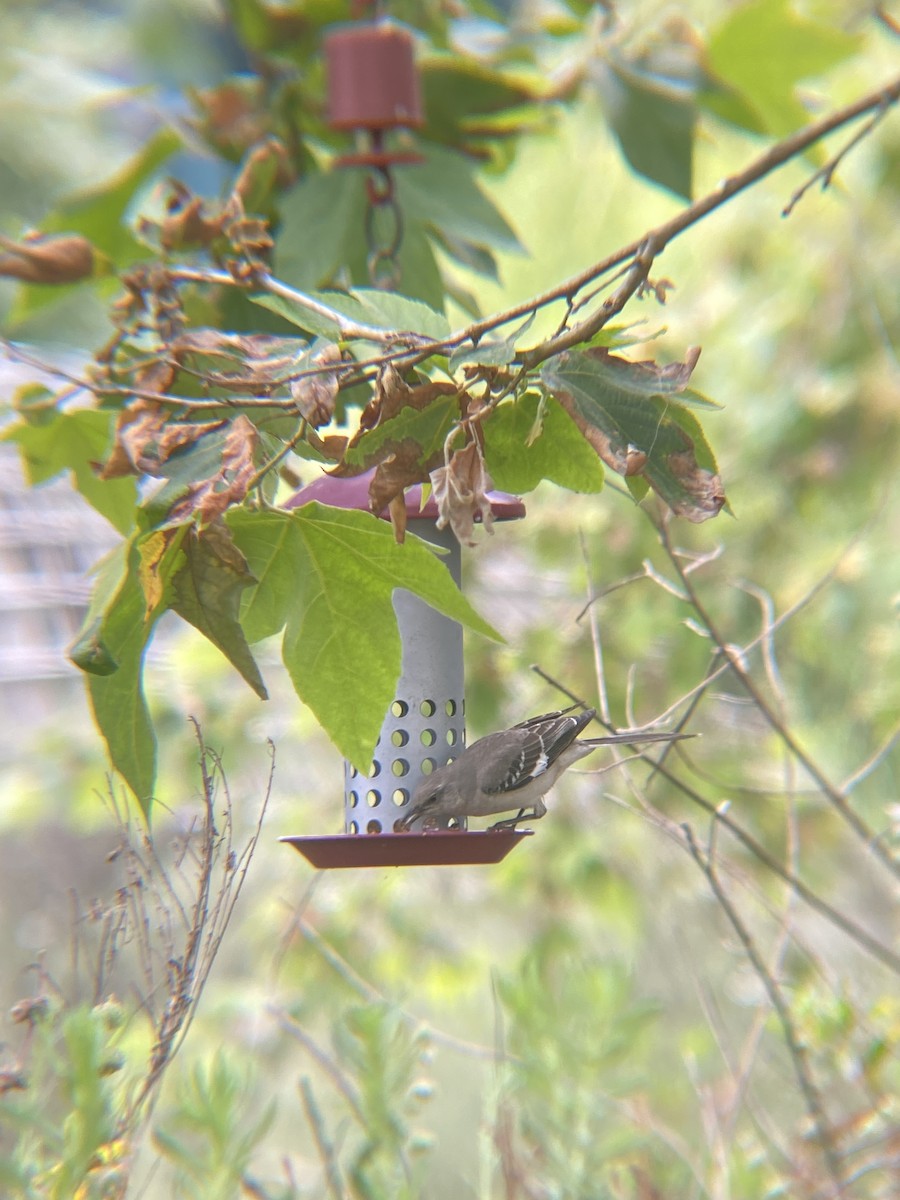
[1, 2, 898, 1197]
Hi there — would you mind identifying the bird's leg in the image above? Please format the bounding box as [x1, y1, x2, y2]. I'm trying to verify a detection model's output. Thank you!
[489, 800, 547, 831]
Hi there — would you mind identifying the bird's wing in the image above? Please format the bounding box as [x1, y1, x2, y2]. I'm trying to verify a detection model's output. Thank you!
[481, 711, 592, 795]
[513, 705, 595, 731]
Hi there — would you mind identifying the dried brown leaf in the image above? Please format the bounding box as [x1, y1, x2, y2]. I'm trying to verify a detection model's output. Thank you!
[667, 449, 727, 522]
[101, 398, 224, 480]
[586, 345, 701, 392]
[368, 440, 430, 514]
[430, 440, 495, 545]
[232, 137, 294, 210]
[291, 344, 343, 427]
[157, 185, 227, 252]
[192, 81, 269, 156]
[387, 494, 408, 544]
[169, 414, 259, 523]
[0, 233, 95, 284]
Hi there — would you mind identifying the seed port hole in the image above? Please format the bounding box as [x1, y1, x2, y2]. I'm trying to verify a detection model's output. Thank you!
[392, 759, 410, 777]
[367, 760, 381, 778]
[348, 791, 359, 808]
[366, 819, 382, 834]
[420, 699, 436, 717]
[445, 699, 456, 716]
[446, 729, 457, 745]
[421, 758, 436, 775]
[366, 790, 380, 807]
[348, 821, 359, 834]
[420, 728, 436, 746]
[392, 789, 409, 806]
[391, 700, 409, 717]
[391, 729, 409, 747]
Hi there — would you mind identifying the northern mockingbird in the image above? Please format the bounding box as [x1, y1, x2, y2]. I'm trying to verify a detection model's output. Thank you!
[396, 706, 688, 832]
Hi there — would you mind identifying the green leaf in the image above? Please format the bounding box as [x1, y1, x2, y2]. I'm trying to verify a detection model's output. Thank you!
[249, 289, 341, 340]
[78, 540, 159, 812]
[250, 284, 450, 346]
[343, 392, 459, 470]
[331, 289, 450, 340]
[169, 524, 268, 700]
[449, 312, 535, 373]
[70, 545, 129, 677]
[601, 59, 695, 200]
[428, 226, 500, 282]
[9, 128, 181, 324]
[483, 393, 605, 494]
[227, 504, 501, 768]
[3, 409, 137, 534]
[706, 0, 861, 137]
[274, 168, 368, 295]
[397, 143, 525, 257]
[542, 351, 725, 522]
[274, 149, 507, 308]
[138, 425, 233, 528]
[420, 55, 545, 149]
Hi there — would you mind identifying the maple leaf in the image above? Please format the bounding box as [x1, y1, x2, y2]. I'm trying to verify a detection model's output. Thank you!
[228, 503, 501, 769]
[168, 414, 259, 524]
[542, 349, 726, 523]
[332, 367, 460, 515]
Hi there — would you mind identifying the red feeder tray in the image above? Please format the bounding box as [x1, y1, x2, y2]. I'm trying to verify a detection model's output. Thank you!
[281, 829, 533, 869]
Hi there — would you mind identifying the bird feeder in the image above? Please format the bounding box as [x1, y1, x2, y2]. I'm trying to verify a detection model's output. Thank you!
[280, 471, 532, 868]
[324, 18, 424, 170]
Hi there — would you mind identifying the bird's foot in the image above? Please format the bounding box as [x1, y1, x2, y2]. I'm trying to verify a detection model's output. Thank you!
[489, 809, 541, 831]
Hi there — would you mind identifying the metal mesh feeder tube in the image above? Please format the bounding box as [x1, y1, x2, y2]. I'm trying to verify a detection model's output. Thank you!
[280, 472, 531, 868]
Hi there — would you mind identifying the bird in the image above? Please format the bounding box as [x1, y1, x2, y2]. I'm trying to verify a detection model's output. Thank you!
[395, 706, 690, 832]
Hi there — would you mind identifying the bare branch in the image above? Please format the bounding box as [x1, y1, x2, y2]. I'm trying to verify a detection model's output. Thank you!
[684, 822, 845, 1197]
[658, 521, 899, 881]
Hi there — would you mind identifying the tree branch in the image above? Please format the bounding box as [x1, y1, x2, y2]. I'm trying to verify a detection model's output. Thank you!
[657, 521, 899, 881]
[684, 822, 845, 1197]
[516, 72, 900, 370]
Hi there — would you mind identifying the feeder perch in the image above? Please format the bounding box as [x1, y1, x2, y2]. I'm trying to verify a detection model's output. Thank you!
[280, 471, 531, 868]
[325, 19, 425, 169]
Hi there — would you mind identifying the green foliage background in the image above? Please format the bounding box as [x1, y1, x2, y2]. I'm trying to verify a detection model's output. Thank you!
[1, 2, 898, 1198]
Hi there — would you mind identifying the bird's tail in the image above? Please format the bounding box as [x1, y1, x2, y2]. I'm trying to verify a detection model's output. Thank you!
[581, 730, 694, 747]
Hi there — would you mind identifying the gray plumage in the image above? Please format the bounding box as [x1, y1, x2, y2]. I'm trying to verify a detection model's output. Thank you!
[396, 707, 688, 831]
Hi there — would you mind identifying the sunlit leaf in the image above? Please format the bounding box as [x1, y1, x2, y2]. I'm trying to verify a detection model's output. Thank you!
[449, 312, 535, 373]
[3, 409, 137, 534]
[600, 59, 695, 199]
[706, 0, 861, 136]
[169, 523, 268, 700]
[483, 393, 605, 494]
[78, 540, 159, 812]
[228, 503, 501, 768]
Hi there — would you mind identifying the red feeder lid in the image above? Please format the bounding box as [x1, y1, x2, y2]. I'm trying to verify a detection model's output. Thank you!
[285, 469, 526, 522]
[281, 829, 533, 869]
[325, 22, 423, 132]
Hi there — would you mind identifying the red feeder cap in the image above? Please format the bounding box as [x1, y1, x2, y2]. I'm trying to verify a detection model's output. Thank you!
[326, 22, 423, 132]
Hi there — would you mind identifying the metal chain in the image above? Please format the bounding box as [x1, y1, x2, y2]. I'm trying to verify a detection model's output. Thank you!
[364, 166, 403, 290]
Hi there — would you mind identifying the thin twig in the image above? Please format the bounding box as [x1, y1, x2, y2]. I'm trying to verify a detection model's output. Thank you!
[658, 522, 898, 880]
[531, 662, 900, 974]
[299, 1077, 347, 1200]
[782, 100, 894, 217]
[684, 822, 845, 1198]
